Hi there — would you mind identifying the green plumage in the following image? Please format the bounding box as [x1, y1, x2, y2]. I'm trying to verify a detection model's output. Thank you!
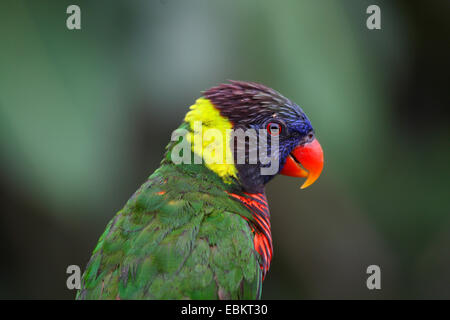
[76, 123, 263, 299]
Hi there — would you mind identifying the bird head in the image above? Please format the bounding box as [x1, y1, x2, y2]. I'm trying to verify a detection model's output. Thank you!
[182, 80, 324, 193]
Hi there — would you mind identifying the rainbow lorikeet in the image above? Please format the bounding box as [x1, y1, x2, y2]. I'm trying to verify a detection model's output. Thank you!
[76, 81, 323, 300]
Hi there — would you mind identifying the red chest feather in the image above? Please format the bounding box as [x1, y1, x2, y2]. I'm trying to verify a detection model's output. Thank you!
[227, 192, 273, 279]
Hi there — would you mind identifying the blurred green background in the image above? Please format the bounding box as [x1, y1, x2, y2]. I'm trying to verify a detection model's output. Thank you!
[0, 0, 449, 299]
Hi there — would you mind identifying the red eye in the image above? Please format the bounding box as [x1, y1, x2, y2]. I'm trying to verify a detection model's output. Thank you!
[266, 122, 281, 136]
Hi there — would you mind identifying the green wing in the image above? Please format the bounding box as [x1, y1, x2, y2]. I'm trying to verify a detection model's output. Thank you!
[76, 163, 262, 300]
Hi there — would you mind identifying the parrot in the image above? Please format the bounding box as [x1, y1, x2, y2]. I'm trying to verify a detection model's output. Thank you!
[76, 81, 323, 300]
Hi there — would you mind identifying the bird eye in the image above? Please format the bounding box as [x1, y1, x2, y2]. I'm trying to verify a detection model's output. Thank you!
[307, 132, 315, 141]
[266, 122, 282, 136]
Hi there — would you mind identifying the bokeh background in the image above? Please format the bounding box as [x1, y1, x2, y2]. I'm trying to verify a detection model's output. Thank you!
[0, 0, 449, 299]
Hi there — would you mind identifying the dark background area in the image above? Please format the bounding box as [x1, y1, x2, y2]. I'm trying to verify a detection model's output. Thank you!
[0, 0, 449, 299]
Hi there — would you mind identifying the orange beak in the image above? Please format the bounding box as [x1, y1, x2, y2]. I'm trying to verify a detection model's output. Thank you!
[280, 138, 324, 189]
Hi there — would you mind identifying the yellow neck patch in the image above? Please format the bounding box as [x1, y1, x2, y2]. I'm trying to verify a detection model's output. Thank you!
[184, 98, 237, 183]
